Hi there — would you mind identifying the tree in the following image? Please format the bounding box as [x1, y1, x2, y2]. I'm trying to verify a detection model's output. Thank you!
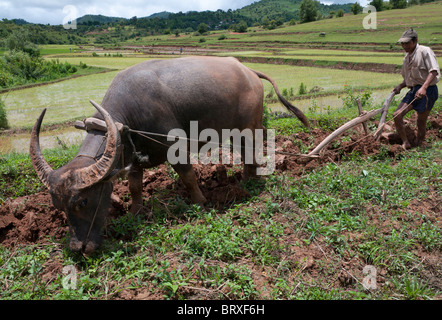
[351, 2, 363, 15]
[4, 29, 39, 57]
[390, 0, 407, 9]
[232, 21, 248, 33]
[300, 0, 319, 23]
[262, 17, 270, 29]
[197, 23, 208, 34]
[370, 0, 385, 11]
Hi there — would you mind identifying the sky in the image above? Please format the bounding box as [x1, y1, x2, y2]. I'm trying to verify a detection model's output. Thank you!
[0, 0, 368, 25]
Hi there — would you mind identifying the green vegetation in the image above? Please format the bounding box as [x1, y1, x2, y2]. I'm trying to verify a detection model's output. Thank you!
[2, 69, 118, 128]
[0, 31, 107, 91]
[0, 0, 352, 46]
[0, 50, 78, 88]
[0, 145, 79, 202]
[1, 103, 440, 299]
[0, 97, 8, 129]
[0, 0, 441, 301]
[2, 1, 439, 48]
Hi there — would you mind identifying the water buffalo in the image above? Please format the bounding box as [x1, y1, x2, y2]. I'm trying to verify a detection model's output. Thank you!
[30, 56, 309, 254]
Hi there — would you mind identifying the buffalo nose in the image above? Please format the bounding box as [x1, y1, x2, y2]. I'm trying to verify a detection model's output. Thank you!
[69, 237, 100, 255]
[82, 241, 100, 256]
[69, 238, 84, 252]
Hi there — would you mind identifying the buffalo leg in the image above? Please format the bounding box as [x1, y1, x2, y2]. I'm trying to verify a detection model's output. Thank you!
[241, 130, 263, 180]
[128, 166, 145, 214]
[172, 164, 207, 204]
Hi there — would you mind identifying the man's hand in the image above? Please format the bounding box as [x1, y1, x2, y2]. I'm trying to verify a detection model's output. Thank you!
[393, 84, 405, 95]
[415, 86, 427, 99]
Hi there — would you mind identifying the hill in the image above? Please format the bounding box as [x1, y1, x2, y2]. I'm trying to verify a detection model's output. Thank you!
[76, 11, 173, 25]
[1, 1, 441, 47]
[252, 1, 442, 45]
[146, 11, 172, 19]
[237, 0, 352, 21]
[76, 14, 126, 25]
[75, 0, 352, 31]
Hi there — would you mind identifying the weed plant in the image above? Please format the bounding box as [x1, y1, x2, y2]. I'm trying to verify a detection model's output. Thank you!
[0, 97, 8, 129]
[0, 51, 78, 89]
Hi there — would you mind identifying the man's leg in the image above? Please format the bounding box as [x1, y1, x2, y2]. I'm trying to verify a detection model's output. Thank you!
[393, 102, 414, 150]
[416, 109, 431, 146]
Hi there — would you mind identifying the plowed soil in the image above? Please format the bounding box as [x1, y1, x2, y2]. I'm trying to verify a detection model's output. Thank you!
[1, 114, 441, 299]
[2, 114, 441, 247]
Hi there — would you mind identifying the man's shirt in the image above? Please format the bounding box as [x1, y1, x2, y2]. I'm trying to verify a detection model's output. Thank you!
[402, 44, 440, 88]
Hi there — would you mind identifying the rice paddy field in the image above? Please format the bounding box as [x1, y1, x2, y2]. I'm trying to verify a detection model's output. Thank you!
[1, 42, 440, 153]
[2, 2, 441, 132]
[0, 2, 441, 302]
[0, 53, 422, 130]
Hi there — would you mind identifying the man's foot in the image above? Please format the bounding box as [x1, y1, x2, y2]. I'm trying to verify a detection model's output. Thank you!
[402, 141, 412, 150]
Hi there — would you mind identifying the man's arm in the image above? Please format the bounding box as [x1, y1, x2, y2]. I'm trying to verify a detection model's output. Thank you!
[416, 70, 438, 99]
[393, 81, 407, 94]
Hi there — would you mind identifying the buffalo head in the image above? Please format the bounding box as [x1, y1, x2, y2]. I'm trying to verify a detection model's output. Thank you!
[30, 101, 120, 254]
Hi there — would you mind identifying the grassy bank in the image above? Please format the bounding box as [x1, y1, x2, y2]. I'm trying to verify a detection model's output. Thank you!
[1, 104, 440, 300]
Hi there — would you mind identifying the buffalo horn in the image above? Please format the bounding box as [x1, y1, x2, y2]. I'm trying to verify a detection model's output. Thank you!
[29, 108, 53, 189]
[73, 100, 120, 190]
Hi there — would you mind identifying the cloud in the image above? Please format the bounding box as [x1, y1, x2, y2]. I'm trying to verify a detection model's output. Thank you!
[0, 0, 259, 24]
[1, 1, 367, 25]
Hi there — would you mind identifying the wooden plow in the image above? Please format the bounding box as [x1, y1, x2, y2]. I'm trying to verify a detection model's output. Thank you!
[305, 92, 396, 159]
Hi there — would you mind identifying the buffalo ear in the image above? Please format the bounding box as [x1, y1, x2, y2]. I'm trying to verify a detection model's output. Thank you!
[104, 165, 133, 182]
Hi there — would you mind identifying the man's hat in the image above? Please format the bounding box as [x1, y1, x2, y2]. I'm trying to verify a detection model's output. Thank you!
[398, 28, 418, 43]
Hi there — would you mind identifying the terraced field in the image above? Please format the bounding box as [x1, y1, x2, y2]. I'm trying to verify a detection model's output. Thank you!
[0, 2, 441, 301]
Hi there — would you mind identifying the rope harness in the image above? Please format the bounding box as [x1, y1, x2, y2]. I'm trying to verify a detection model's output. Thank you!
[76, 94, 425, 250]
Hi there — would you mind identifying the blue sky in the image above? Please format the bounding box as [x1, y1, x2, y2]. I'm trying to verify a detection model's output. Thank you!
[0, 0, 368, 25]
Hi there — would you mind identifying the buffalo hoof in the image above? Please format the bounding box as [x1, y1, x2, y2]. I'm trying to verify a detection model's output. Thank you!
[191, 193, 207, 205]
[69, 237, 100, 255]
[82, 241, 100, 256]
[130, 204, 153, 220]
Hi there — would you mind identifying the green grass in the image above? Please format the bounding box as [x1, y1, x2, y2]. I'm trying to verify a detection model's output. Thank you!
[246, 62, 400, 92]
[1, 104, 440, 300]
[1, 146, 440, 300]
[0, 144, 80, 202]
[56, 56, 158, 71]
[133, 2, 442, 49]
[238, 2, 442, 45]
[39, 45, 82, 56]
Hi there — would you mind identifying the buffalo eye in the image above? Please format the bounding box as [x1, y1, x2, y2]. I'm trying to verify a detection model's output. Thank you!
[71, 196, 88, 211]
[80, 198, 88, 208]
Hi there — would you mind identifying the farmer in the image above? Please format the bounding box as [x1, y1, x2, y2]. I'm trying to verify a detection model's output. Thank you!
[393, 28, 440, 150]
